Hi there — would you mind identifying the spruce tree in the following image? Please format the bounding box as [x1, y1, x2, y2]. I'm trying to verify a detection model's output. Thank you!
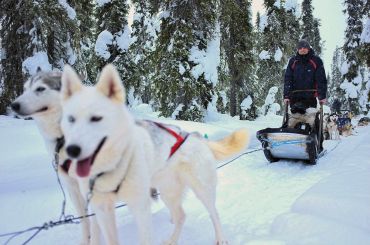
[255, 0, 296, 115]
[152, 0, 218, 121]
[125, 1, 158, 105]
[94, 0, 130, 75]
[301, 0, 322, 55]
[329, 47, 346, 111]
[220, 0, 255, 119]
[0, 0, 77, 114]
[343, 0, 365, 114]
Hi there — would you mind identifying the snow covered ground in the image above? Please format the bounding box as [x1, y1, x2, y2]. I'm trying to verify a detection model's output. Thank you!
[0, 110, 370, 245]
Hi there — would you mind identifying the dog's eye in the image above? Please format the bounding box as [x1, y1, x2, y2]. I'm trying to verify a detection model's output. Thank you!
[90, 116, 102, 122]
[35, 87, 45, 92]
[68, 116, 75, 123]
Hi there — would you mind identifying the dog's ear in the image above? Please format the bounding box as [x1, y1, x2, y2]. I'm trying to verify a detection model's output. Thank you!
[96, 64, 125, 103]
[61, 65, 83, 101]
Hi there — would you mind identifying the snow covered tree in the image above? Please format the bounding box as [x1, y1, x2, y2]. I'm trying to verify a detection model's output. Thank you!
[300, 0, 323, 55]
[94, 0, 130, 77]
[342, 0, 366, 114]
[255, 0, 299, 115]
[0, 0, 78, 114]
[68, 0, 95, 82]
[220, 0, 255, 119]
[329, 47, 346, 112]
[151, 0, 218, 121]
[359, 0, 370, 68]
[125, 1, 159, 105]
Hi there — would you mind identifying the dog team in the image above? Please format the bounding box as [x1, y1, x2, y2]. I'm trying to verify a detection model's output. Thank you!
[11, 64, 251, 245]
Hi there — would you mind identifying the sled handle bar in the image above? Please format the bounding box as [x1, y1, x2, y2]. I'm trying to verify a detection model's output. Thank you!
[318, 103, 323, 150]
[282, 101, 289, 127]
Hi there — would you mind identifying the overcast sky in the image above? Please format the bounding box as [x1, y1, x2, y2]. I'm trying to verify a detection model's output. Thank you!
[252, 0, 346, 71]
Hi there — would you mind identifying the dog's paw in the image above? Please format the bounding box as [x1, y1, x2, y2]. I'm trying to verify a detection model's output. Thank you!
[216, 240, 229, 245]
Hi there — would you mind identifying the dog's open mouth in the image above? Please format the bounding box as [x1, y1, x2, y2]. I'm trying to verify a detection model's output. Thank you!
[36, 107, 48, 113]
[76, 137, 107, 177]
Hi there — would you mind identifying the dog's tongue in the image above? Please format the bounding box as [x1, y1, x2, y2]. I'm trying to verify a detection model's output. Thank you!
[76, 157, 92, 177]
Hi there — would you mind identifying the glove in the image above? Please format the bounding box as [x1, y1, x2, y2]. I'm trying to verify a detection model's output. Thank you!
[284, 98, 290, 104]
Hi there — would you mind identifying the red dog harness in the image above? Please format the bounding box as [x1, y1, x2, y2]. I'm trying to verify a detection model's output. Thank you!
[152, 122, 189, 158]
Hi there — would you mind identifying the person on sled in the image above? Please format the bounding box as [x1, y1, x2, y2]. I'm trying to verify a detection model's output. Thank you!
[283, 39, 328, 151]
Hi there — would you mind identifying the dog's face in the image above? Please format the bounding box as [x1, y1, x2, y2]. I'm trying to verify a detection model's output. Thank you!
[11, 70, 62, 117]
[61, 64, 130, 178]
[329, 114, 338, 123]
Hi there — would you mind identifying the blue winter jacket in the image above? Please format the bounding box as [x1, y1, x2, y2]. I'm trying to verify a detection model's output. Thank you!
[284, 49, 327, 100]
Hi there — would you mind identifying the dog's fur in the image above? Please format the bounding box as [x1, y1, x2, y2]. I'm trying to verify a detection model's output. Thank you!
[287, 107, 318, 130]
[326, 114, 340, 140]
[358, 117, 370, 126]
[60, 64, 250, 245]
[11, 70, 93, 245]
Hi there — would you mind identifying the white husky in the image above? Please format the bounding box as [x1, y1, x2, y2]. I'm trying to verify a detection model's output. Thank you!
[11, 69, 92, 245]
[61, 64, 250, 245]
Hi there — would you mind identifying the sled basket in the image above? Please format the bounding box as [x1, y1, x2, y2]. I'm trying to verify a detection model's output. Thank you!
[256, 127, 319, 164]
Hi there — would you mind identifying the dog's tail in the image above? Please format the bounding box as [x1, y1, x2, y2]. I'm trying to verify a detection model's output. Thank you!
[207, 128, 250, 161]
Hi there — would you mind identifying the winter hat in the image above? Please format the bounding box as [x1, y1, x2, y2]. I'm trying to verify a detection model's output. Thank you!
[297, 39, 310, 49]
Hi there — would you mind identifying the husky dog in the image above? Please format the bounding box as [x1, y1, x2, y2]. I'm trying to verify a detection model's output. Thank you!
[60, 64, 250, 245]
[11, 69, 92, 245]
[288, 107, 318, 130]
[327, 114, 340, 140]
[358, 117, 370, 126]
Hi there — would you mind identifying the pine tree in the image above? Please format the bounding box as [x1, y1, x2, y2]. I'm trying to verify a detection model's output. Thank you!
[152, 0, 218, 121]
[343, 0, 365, 114]
[69, 0, 96, 82]
[301, 0, 322, 55]
[0, 0, 77, 114]
[255, 0, 297, 115]
[329, 47, 346, 111]
[94, 0, 130, 74]
[125, 1, 158, 105]
[220, 0, 255, 119]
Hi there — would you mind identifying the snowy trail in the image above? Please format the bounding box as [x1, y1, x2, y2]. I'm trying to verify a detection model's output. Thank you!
[0, 116, 369, 245]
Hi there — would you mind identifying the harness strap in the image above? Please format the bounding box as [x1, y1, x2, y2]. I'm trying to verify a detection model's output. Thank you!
[55, 136, 65, 153]
[152, 122, 189, 158]
[54, 136, 72, 173]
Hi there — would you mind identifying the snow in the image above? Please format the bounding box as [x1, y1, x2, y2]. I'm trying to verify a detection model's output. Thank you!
[260, 86, 281, 115]
[360, 17, 370, 43]
[259, 14, 268, 31]
[241, 96, 253, 111]
[284, 0, 298, 12]
[259, 50, 270, 60]
[58, 0, 76, 20]
[340, 61, 349, 75]
[2, 108, 369, 245]
[188, 23, 220, 86]
[95, 30, 114, 60]
[340, 79, 360, 99]
[96, 0, 111, 7]
[274, 48, 283, 62]
[22, 52, 52, 75]
[116, 26, 132, 52]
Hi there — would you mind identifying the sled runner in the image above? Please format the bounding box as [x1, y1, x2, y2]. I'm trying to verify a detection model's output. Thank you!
[256, 103, 324, 165]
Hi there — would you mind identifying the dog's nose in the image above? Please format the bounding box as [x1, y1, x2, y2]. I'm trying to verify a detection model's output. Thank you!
[11, 102, 20, 112]
[66, 145, 81, 158]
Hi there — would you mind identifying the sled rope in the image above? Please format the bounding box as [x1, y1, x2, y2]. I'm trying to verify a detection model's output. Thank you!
[217, 147, 264, 169]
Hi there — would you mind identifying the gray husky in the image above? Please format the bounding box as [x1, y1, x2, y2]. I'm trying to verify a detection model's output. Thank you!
[11, 68, 92, 245]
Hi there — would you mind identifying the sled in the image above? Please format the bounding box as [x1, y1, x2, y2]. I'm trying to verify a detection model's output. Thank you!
[256, 103, 324, 165]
